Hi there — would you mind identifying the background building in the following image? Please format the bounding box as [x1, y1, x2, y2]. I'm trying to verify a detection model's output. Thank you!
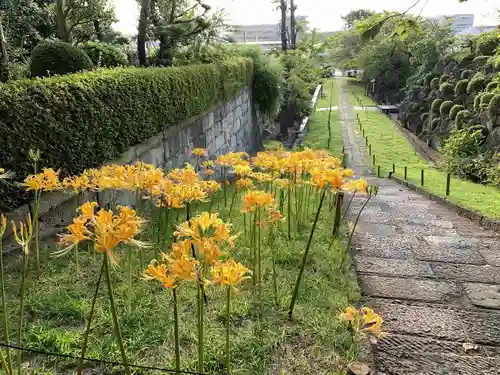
[428, 14, 475, 34]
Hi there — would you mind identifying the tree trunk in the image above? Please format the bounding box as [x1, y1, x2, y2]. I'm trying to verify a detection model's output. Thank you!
[56, 0, 72, 43]
[94, 20, 103, 41]
[137, 0, 151, 66]
[0, 12, 9, 83]
[290, 0, 296, 49]
[279, 0, 287, 51]
[158, 33, 174, 67]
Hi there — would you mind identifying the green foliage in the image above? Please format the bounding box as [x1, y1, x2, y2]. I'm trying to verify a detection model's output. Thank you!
[440, 100, 454, 116]
[0, 58, 253, 210]
[461, 70, 474, 80]
[472, 55, 489, 68]
[431, 99, 444, 112]
[454, 79, 468, 95]
[420, 112, 429, 122]
[439, 82, 454, 96]
[475, 31, 500, 56]
[467, 77, 485, 94]
[431, 117, 440, 128]
[251, 54, 285, 120]
[439, 74, 450, 85]
[488, 94, 500, 122]
[486, 81, 499, 92]
[441, 128, 487, 181]
[430, 77, 440, 89]
[443, 52, 457, 63]
[450, 104, 465, 121]
[81, 41, 128, 68]
[29, 41, 93, 78]
[455, 109, 473, 128]
[474, 94, 482, 111]
[480, 92, 495, 110]
[424, 73, 435, 86]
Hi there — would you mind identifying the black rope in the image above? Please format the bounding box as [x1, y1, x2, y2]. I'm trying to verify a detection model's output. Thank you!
[0, 342, 214, 375]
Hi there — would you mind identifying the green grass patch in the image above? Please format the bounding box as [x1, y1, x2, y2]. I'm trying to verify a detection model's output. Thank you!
[345, 83, 376, 107]
[305, 111, 343, 157]
[356, 110, 500, 218]
[317, 79, 340, 108]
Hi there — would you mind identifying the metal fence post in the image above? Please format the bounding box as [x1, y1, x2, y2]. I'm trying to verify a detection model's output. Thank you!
[421, 170, 424, 186]
[446, 173, 451, 196]
[404, 166, 407, 180]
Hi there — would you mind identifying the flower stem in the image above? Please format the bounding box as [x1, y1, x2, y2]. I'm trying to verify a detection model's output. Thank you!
[288, 188, 327, 320]
[197, 281, 204, 372]
[75, 243, 79, 276]
[342, 191, 357, 221]
[251, 211, 257, 286]
[269, 227, 278, 305]
[287, 186, 291, 240]
[0, 237, 12, 375]
[228, 188, 237, 219]
[17, 252, 29, 375]
[127, 247, 133, 314]
[225, 286, 231, 375]
[223, 167, 227, 207]
[34, 191, 40, 275]
[257, 209, 261, 285]
[342, 196, 371, 269]
[172, 288, 180, 371]
[77, 259, 104, 375]
[103, 255, 131, 375]
[0, 349, 11, 375]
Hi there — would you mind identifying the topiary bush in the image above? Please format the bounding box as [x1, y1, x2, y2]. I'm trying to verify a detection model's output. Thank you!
[29, 41, 94, 78]
[440, 100, 454, 116]
[480, 92, 495, 110]
[461, 70, 474, 80]
[486, 81, 499, 92]
[472, 55, 490, 68]
[431, 99, 444, 112]
[450, 104, 465, 121]
[488, 94, 500, 124]
[420, 112, 429, 122]
[0, 58, 254, 211]
[439, 74, 451, 85]
[455, 109, 473, 128]
[439, 82, 454, 96]
[455, 79, 468, 96]
[467, 77, 485, 94]
[424, 73, 435, 86]
[430, 77, 440, 90]
[431, 118, 441, 129]
[476, 31, 500, 56]
[81, 41, 128, 68]
[474, 94, 483, 112]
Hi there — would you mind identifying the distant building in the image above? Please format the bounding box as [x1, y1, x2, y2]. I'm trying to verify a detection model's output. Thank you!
[428, 14, 475, 34]
[456, 25, 497, 36]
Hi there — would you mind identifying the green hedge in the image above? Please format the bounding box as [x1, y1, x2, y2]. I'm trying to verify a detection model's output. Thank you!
[0, 58, 253, 211]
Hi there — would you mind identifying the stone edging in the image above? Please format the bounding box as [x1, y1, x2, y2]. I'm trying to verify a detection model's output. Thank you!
[292, 84, 323, 148]
[389, 174, 500, 233]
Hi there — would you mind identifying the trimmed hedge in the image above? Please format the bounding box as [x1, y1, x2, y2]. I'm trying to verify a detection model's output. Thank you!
[488, 94, 500, 123]
[431, 99, 444, 112]
[460, 70, 473, 80]
[455, 110, 472, 128]
[30, 41, 94, 78]
[431, 118, 440, 128]
[467, 77, 485, 94]
[424, 73, 435, 86]
[486, 81, 499, 92]
[476, 32, 500, 56]
[450, 104, 465, 121]
[81, 41, 128, 68]
[440, 100, 454, 116]
[480, 92, 495, 110]
[430, 77, 440, 90]
[454, 79, 468, 96]
[439, 74, 451, 85]
[0, 58, 253, 211]
[439, 82, 454, 96]
[420, 112, 429, 122]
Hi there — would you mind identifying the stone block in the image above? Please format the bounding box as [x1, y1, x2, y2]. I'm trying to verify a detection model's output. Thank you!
[135, 132, 164, 156]
[202, 112, 214, 132]
[214, 135, 225, 150]
[190, 119, 204, 140]
[106, 146, 137, 166]
[458, 309, 500, 345]
[465, 283, 500, 309]
[2, 204, 31, 240]
[424, 235, 478, 249]
[413, 246, 486, 265]
[139, 145, 165, 168]
[354, 255, 433, 277]
[430, 263, 500, 284]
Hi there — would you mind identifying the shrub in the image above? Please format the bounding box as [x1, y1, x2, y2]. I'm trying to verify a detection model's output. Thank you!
[430, 77, 440, 90]
[460, 69, 474, 80]
[81, 41, 128, 68]
[467, 77, 485, 94]
[0, 58, 253, 211]
[420, 112, 429, 122]
[424, 73, 435, 86]
[476, 31, 500, 56]
[472, 55, 490, 68]
[439, 74, 451, 85]
[439, 82, 454, 96]
[251, 54, 284, 120]
[440, 100, 454, 116]
[480, 92, 495, 109]
[431, 118, 441, 128]
[29, 41, 93, 78]
[487, 81, 499, 92]
[474, 94, 483, 111]
[488, 94, 500, 122]
[454, 79, 468, 95]
[431, 99, 444, 112]
[443, 53, 457, 63]
[455, 109, 473, 128]
[449, 104, 465, 120]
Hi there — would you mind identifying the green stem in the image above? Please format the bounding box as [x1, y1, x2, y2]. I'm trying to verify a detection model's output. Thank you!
[269, 227, 278, 305]
[223, 167, 227, 208]
[251, 211, 257, 286]
[243, 213, 247, 245]
[342, 196, 372, 269]
[103, 255, 131, 375]
[127, 247, 132, 314]
[342, 191, 357, 221]
[34, 191, 40, 275]
[77, 259, 105, 375]
[257, 209, 261, 285]
[288, 188, 327, 320]
[17, 252, 29, 375]
[197, 281, 204, 372]
[173, 288, 180, 371]
[287, 186, 291, 240]
[0, 237, 12, 375]
[228, 188, 237, 219]
[0, 349, 11, 375]
[75, 242, 79, 276]
[225, 286, 231, 375]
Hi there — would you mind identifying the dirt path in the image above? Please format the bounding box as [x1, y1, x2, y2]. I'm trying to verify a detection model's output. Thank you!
[338, 78, 500, 375]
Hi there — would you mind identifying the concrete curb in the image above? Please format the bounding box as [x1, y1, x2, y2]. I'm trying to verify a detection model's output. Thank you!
[389, 174, 500, 233]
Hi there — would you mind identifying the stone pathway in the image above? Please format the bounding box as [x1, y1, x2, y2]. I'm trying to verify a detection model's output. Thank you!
[337, 78, 500, 375]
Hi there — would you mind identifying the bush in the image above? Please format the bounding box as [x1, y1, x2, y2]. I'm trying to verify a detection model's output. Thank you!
[81, 41, 128, 68]
[474, 94, 483, 111]
[476, 31, 500, 56]
[472, 55, 490, 68]
[0, 58, 253, 211]
[439, 82, 454, 96]
[455, 109, 473, 128]
[487, 81, 499, 92]
[431, 99, 444, 112]
[439, 74, 451, 85]
[29, 41, 93, 78]
[454, 79, 468, 95]
[430, 77, 440, 90]
[488, 94, 500, 122]
[461, 70, 474, 80]
[467, 77, 485, 94]
[431, 117, 440, 129]
[440, 100, 454, 116]
[424, 73, 435, 86]
[450, 104, 465, 120]
[420, 112, 429, 122]
[251, 54, 284, 120]
[480, 92, 495, 110]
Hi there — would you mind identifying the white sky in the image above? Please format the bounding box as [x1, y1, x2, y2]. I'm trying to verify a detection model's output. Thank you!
[112, 0, 500, 35]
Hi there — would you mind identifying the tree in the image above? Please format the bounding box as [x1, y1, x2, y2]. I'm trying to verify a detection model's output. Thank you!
[137, 0, 151, 66]
[341, 9, 374, 29]
[272, 0, 288, 51]
[0, 12, 9, 82]
[289, 0, 296, 49]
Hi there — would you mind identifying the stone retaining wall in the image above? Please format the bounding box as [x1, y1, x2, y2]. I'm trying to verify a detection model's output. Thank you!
[3, 87, 261, 252]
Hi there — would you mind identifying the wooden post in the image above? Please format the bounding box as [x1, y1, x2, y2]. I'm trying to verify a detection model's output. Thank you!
[446, 173, 451, 196]
[421, 169, 424, 186]
[377, 165, 380, 177]
[372, 154, 375, 165]
[404, 166, 407, 180]
[369, 144, 372, 155]
[392, 163, 395, 173]
[365, 136, 368, 146]
[362, 129, 365, 137]
[332, 192, 344, 238]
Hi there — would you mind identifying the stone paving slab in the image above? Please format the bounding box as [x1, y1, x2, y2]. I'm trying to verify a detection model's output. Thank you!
[354, 256, 433, 277]
[430, 263, 500, 284]
[465, 283, 500, 309]
[413, 245, 486, 265]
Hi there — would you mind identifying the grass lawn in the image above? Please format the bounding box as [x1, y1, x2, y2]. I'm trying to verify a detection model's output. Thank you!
[305, 111, 343, 157]
[345, 82, 376, 108]
[1, 163, 359, 373]
[317, 79, 340, 108]
[355, 110, 500, 219]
